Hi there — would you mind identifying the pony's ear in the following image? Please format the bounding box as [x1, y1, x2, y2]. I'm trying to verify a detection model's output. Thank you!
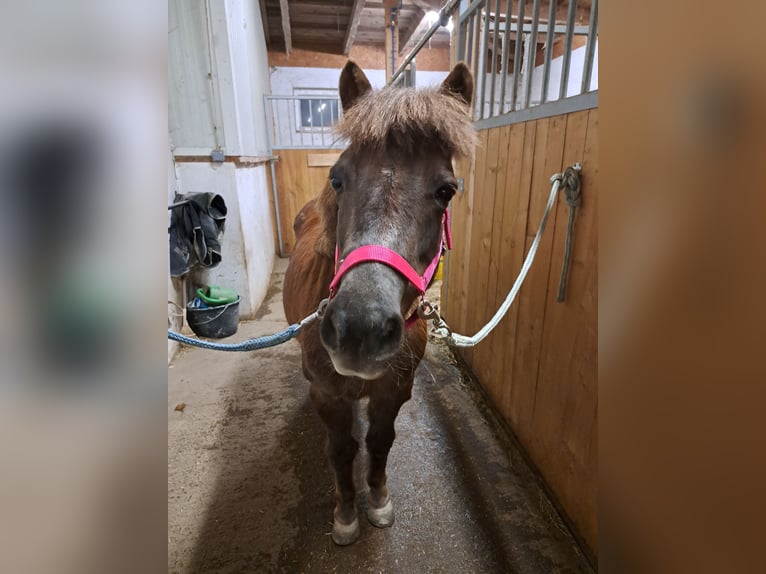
[440, 62, 473, 107]
[339, 61, 372, 112]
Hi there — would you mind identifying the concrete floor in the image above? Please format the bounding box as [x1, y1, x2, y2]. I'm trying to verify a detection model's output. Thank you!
[168, 258, 593, 573]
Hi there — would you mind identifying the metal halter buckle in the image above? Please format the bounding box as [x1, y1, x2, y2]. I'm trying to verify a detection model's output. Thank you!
[417, 299, 440, 322]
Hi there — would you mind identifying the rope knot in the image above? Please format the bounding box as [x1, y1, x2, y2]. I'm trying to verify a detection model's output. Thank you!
[556, 163, 582, 302]
[560, 164, 582, 208]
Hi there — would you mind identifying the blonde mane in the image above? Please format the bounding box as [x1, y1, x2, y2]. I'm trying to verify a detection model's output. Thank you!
[335, 86, 478, 158]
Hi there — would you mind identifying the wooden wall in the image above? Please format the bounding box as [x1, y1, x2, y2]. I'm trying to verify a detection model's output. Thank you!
[443, 108, 598, 559]
[268, 149, 339, 255]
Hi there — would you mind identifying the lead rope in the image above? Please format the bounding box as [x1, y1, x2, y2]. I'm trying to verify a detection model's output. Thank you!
[167, 307, 323, 351]
[557, 165, 582, 302]
[168, 165, 582, 352]
[422, 164, 581, 348]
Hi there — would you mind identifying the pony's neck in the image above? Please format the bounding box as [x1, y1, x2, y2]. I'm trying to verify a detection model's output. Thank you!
[315, 183, 338, 260]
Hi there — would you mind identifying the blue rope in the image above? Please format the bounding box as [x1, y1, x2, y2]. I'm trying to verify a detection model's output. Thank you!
[168, 323, 303, 352]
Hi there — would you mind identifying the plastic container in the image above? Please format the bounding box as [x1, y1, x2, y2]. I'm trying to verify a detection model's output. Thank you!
[196, 285, 239, 306]
[186, 296, 240, 339]
[434, 255, 444, 281]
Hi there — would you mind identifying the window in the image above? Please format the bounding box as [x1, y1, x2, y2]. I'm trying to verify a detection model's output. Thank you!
[299, 98, 339, 129]
[293, 88, 340, 131]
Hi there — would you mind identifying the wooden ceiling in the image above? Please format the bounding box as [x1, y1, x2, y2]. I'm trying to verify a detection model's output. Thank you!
[260, 0, 451, 56]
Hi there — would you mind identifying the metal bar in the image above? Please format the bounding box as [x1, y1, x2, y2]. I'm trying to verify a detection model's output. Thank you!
[580, 0, 598, 94]
[266, 95, 341, 100]
[308, 99, 315, 147]
[559, 0, 577, 101]
[541, 0, 556, 103]
[509, 0, 525, 112]
[269, 145, 347, 150]
[262, 95, 284, 256]
[391, 0, 462, 84]
[523, 0, 541, 109]
[473, 90, 598, 130]
[287, 99, 295, 147]
[487, 0, 501, 118]
[320, 102, 326, 147]
[458, 0, 485, 25]
[463, 11, 474, 64]
[265, 99, 272, 147]
[497, 0, 512, 115]
[471, 8, 482, 118]
[477, 0, 491, 119]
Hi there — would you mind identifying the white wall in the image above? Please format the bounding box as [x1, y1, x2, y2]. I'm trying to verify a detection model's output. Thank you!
[530, 41, 598, 104]
[174, 162, 274, 319]
[234, 165, 275, 313]
[169, 0, 275, 325]
[270, 66, 450, 94]
[168, 0, 218, 153]
[476, 40, 599, 117]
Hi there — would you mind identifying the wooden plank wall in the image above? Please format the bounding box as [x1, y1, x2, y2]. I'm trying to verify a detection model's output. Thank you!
[443, 108, 598, 559]
[269, 149, 337, 255]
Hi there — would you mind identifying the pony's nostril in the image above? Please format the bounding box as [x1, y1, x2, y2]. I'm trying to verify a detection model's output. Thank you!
[378, 315, 403, 352]
[320, 307, 342, 351]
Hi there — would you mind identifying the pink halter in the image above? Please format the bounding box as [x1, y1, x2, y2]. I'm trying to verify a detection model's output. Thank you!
[329, 210, 452, 327]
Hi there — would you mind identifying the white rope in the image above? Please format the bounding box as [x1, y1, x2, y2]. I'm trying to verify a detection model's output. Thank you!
[430, 173, 564, 348]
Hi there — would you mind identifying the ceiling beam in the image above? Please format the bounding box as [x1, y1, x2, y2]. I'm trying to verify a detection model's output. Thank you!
[278, 0, 292, 54]
[343, 0, 365, 55]
[258, 0, 270, 47]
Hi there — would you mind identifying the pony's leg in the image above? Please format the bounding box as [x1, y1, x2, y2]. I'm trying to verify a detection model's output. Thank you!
[309, 384, 360, 545]
[365, 387, 410, 528]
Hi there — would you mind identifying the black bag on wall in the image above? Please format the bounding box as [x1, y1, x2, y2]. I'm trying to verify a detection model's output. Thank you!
[168, 192, 227, 277]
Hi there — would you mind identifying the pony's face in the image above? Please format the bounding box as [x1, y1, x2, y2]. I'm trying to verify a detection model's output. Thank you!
[319, 62, 474, 380]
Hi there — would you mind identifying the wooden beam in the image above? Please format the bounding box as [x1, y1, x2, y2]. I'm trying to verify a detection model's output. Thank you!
[279, 0, 292, 54]
[399, 8, 427, 55]
[343, 0, 365, 55]
[258, 0, 270, 47]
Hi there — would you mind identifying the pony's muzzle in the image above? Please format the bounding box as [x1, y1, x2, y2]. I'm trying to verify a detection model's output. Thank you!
[320, 297, 403, 378]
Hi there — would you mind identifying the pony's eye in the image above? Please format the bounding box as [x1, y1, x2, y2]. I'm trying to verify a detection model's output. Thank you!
[435, 185, 455, 204]
[329, 176, 343, 192]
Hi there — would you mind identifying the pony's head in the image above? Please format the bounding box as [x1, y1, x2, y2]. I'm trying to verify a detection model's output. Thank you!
[319, 61, 477, 380]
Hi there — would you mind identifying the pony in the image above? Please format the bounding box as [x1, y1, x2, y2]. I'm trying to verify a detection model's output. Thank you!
[283, 60, 476, 545]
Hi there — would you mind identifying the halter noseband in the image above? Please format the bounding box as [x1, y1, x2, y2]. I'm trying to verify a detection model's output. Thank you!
[328, 210, 452, 328]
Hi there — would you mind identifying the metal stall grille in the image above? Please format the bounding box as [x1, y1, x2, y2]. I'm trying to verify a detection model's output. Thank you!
[458, 0, 598, 125]
[393, 0, 598, 128]
[264, 95, 348, 151]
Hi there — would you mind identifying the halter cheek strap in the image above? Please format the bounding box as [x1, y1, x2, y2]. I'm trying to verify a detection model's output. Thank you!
[329, 211, 452, 328]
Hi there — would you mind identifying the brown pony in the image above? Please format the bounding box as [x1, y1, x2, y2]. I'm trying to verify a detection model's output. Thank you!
[283, 61, 476, 545]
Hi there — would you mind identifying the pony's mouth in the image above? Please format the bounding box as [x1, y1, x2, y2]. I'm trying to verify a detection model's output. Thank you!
[327, 354, 388, 381]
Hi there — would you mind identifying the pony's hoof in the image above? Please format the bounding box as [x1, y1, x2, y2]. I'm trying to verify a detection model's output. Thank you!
[367, 497, 395, 528]
[331, 517, 360, 546]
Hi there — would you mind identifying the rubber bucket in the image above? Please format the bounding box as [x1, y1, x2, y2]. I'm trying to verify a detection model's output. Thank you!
[186, 296, 240, 339]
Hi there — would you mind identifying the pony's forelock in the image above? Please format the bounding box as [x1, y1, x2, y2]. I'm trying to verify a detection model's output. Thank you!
[334, 86, 478, 159]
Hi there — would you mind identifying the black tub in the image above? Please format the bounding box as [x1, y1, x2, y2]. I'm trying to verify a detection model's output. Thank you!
[186, 296, 240, 339]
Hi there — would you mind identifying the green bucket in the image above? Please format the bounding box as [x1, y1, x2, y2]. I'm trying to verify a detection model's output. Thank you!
[196, 285, 239, 306]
